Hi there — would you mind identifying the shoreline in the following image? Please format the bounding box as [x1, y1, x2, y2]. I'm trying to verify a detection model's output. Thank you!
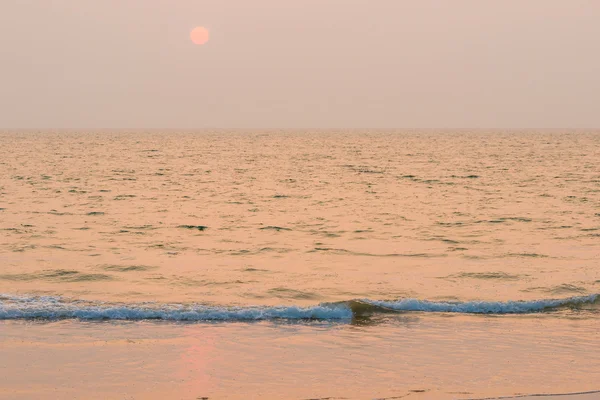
[463, 391, 600, 400]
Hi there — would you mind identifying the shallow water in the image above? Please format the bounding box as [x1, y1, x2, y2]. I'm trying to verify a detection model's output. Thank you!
[0, 130, 599, 398]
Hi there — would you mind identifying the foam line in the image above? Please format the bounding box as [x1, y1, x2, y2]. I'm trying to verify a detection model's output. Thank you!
[0, 294, 596, 321]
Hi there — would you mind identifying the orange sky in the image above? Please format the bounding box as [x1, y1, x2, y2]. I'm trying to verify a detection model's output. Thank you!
[1, 0, 599, 129]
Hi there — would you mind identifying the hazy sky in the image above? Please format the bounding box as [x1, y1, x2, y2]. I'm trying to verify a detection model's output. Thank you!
[1, 0, 599, 129]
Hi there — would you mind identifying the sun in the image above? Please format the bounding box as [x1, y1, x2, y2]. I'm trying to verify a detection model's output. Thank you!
[190, 27, 210, 45]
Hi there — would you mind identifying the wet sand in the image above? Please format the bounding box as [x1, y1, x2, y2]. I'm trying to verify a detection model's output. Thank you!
[473, 393, 600, 400]
[2, 314, 599, 400]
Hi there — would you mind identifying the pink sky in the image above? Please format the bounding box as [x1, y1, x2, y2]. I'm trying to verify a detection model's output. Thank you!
[1, 0, 598, 129]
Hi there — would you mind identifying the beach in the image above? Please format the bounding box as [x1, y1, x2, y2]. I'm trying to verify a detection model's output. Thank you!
[2, 313, 599, 399]
[1, 131, 599, 399]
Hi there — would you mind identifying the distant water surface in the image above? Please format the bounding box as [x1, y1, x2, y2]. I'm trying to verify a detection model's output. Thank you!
[1, 130, 598, 309]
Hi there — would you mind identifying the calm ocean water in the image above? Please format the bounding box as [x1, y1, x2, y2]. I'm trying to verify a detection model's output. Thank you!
[1, 131, 600, 399]
[0, 130, 599, 319]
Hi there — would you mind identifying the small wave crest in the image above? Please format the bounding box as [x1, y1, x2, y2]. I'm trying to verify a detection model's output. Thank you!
[355, 294, 598, 314]
[0, 294, 597, 321]
[0, 295, 351, 321]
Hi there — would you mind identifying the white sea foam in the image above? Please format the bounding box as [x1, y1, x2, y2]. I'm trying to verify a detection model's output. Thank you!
[365, 294, 598, 314]
[0, 294, 596, 321]
[0, 294, 352, 321]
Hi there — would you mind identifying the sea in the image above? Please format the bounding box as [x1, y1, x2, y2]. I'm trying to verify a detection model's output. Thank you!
[0, 130, 599, 399]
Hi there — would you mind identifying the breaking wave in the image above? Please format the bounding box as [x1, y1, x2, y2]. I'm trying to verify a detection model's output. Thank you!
[0, 294, 351, 321]
[357, 295, 598, 314]
[0, 294, 597, 321]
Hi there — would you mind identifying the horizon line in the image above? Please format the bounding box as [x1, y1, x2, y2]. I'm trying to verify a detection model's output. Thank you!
[2, 127, 600, 132]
